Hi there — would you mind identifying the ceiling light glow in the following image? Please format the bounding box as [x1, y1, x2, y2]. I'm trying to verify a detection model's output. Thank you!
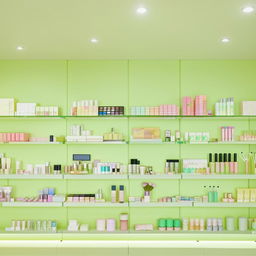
[16, 46, 24, 51]
[90, 38, 98, 43]
[136, 7, 147, 14]
[242, 6, 254, 13]
[221, 38, 230, 43]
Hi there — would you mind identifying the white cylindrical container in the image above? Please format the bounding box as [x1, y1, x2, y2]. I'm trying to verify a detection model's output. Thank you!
[96, 219, 106, 232]
[226, 217, 235, 231]
[239, 217, 248, 232]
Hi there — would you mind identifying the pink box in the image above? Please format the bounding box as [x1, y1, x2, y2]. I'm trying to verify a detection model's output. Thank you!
[11, 133, 16, 142]
[15, 133, 20, 142]
[6, 133, 11, 142]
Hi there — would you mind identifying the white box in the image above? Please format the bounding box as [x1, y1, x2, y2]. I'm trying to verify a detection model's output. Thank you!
[0, 98, 15, 116]
[241, 101, 256, 115]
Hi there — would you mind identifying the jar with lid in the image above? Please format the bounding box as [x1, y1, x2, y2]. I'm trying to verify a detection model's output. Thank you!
[120, 214, 128, 231]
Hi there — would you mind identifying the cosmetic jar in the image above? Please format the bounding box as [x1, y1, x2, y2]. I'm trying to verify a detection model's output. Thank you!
[174, 219, 181, 231]
[166, 219, 174, 231]
[120, 214, 128, 231]
[158, 219, 166, 231]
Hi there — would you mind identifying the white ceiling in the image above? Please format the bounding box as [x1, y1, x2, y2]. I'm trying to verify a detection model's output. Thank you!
[0, 0, 255, 59]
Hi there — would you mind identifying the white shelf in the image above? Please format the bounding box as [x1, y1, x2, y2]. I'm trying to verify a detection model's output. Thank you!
[182, 174, 256, 180]
[63, 202, 128, 207]
[63, 174, 127, 180]
[129, 174, 181, 180]
[129, 139, 163, 144]
[66, 141, 127, 145]
[129, 202, 193, 207]
[7, 142, 63, 145]
[209, 141, 256, 145]
[193, 202, 256, 207]
[0, 174, 63, 180]
[2, 202, 62, 207]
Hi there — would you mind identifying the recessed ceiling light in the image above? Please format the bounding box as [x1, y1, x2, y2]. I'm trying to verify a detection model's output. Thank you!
[136, 7, 147, 14]
[242, 6, 254, 13]
[90, 38, 98, 43]
[16, 46, 24, 51]
[221, 38, 230, 43]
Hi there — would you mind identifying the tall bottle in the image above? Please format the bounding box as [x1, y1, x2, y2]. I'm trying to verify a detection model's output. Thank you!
[234, 153, 238, 174]
[224, 153, 229, 174]
[111, 185, 117, 203]
[209, 154, 215, 174]
[219, 153, 224, 174]
[119, 185, 125, 203]
[215, 153, 219, 173]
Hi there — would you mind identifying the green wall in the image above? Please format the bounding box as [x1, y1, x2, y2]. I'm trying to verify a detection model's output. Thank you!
[0, 60, 256, 234]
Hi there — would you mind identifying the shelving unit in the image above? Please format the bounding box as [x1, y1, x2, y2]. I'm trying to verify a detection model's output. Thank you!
[1, 60, 255, 242]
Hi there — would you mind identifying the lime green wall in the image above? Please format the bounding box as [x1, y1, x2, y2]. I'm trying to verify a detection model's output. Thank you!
[0, 60, 256, 234]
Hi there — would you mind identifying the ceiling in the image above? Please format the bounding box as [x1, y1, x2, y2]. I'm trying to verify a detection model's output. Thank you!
[0, 0, 255, 59]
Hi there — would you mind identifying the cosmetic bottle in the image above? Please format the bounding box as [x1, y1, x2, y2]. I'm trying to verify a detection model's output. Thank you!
[228, 153, 233, 174]
[165, 161, 169, 174]
[212, 218, 218, 232]
[208, 186, 214, 202]
[182, 218, 189, 231]
[217, 218, 223, 231]
[209, 154, 215, 174]
[195, 218, 200, 231]
[219, 154, 224, 174]
[234, 153, 238, 174]
[207, 218, 212, 231]
[165, 130, 171, 142]
[189, 218, 194, 231]
[119, 185, 124, 203]
[214, 153, 219, 173]
[111, 185, 117, 203]
[199, 218, 205, 231]
[224, 153, 229, 174]
[45, 162, 50, 175]
[174, 160, 180, 174]
[213, 186, 219, 202]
